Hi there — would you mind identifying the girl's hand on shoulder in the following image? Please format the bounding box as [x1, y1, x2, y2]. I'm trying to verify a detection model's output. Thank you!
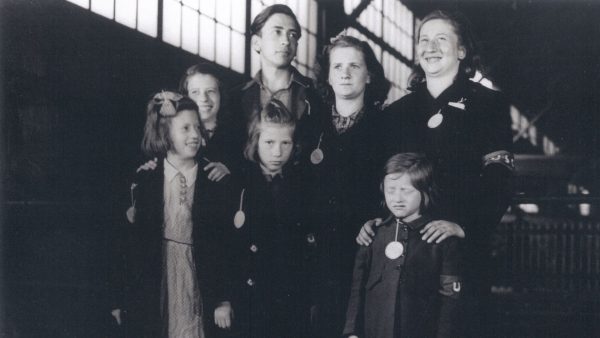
[204, 162, 230, 182]
[420, 220, 465, 244]
[356, 218, 382, 246]
[214, 301, 233, 329]
[136, 157, 158, 173]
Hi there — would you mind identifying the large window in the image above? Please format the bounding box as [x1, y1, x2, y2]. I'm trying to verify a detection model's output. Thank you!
[343, 0, 414, 103]
[66, 0, 318, 78]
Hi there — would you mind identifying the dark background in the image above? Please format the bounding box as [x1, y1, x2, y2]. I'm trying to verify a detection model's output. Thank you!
[1, 0, 599, 336]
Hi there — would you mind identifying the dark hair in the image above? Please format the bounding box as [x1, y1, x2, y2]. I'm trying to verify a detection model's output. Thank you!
[409, 10, 480, 89]
[316, 35, 390, 110]
[250, 4, 301, 38]
[141, 91, 204, 157]
[381, 153, 437, 213]
[244, 99, 297, 163]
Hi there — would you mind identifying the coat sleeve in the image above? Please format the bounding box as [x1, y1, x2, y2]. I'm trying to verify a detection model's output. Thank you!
[473, 89, 515, 236]
[436, 238, 463, 338]
[342, 245, 371, 337]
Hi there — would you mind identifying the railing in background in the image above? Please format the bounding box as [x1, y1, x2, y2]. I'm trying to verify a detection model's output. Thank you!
[493, 196, 600, 296]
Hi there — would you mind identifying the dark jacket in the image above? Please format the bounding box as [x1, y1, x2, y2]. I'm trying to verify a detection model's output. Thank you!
[116, 159, 232, 337]
[228, 162, 317, 338]
[307, 104, 383, 337]
[343, 215, 463, 338]
[309, 104, 383, 282]
[380, 76, 514, 245]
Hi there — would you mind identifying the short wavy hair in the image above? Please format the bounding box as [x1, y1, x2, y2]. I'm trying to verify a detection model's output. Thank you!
[410, 9, 481, 89]
[250, 4, 301, 38]
[141, 91, 203, 157]
[381, 153, 437, 213]
[316, 35, 390, 110]
[244, 99, 297, 163]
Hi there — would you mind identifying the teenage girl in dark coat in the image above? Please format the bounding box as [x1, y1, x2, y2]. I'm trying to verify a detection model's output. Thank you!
[308, 35, 391, 338]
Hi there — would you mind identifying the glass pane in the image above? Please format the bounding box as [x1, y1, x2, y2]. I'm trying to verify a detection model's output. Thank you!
[216, 0, 231, 26]
[91, 0, 114, 19]
[297, 0, 308, 28]
[215, 23, 231, 68]
[231, 0, 246, 32]
[182, 0, 199, 10]
[251, 0, 262, 24]
[66, 0, 89, 9]
[309, 1, 318, 34]
[343, 0, 353, 15]
[199, 15, 216, 61]
[182, 6, 199, 54]
[163, 0, 181, 47]
[138, 0, 158, 37]
[200, 0, 216, 18]
[296, 29, 307, 65]
[308, 34, 316, 68]
[115, 0, 136, 28]
[231, 31, 245, 73]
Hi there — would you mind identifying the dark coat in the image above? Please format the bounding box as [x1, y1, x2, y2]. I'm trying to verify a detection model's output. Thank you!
[228, 162, 317, 338]
[380, 76, 514, 246]
[343, 215, 463, 338]
[306, 104, 383, 337]
[117, 159, 232, 337]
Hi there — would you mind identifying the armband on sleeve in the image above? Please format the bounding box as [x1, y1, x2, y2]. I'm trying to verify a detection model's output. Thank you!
[482, 150, 514, 171]
[439, 275, 462, 299]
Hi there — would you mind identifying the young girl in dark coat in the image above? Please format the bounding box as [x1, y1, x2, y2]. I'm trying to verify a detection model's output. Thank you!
[228, 99, 316, 338]
[112, 91, 232, 337]
[343, 153, 463, 338]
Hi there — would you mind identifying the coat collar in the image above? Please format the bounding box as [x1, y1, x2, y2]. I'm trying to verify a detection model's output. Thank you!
[380, 213, 434, 231]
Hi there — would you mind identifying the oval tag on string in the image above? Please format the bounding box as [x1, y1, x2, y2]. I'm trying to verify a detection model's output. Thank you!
[234, 210, 246, 229]
[427, 110, 443, 129]
[385, 241, 404, 259]
[126, 206, 136, 224]
[310, 148, 324, 165]
[234, 188, 246, 228]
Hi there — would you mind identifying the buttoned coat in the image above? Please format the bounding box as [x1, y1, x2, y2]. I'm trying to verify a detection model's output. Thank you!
[228, 162, 317, 338]
[116, 159, 232, 337]
[343, 215, 463, 338]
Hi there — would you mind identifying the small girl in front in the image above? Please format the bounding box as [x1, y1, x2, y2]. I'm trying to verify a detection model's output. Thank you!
[229, 99, 316, 338]
[343, 153, 463, 338]
[114, 91, 231, 337]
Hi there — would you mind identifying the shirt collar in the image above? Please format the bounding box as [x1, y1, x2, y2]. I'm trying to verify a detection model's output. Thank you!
[242, 66, 310, 91]
[163, 158, 198, 185]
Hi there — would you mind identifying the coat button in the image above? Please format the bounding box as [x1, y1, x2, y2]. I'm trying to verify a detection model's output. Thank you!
[250, 244, 258, 253]
[247, 278, 255, 286]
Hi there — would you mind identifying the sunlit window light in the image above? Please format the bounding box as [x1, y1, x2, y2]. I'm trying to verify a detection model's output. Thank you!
[518, 204, 540, 214]
[91, 0, 114, 19]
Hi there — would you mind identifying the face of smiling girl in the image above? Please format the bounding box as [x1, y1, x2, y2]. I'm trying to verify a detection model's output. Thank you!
[167, 109, 202, 165]
[257, 122, 294, 175]
[186, 73, 220, 125]
[384, 173, 422, 222]
[417, 18, 466, 81]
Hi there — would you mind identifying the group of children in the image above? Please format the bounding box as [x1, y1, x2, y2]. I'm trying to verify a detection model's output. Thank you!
[111, 4, 468, 338]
